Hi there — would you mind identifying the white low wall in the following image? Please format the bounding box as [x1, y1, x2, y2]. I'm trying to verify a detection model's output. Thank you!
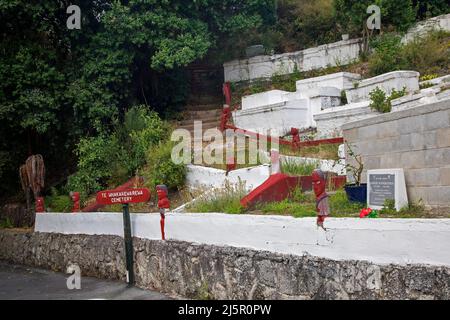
[224, 38, 362, 83]
[186, 164, 271, 191]
[402, 13, 450, 43]
[35, 212, 450, 267]
[280, 154, 346, 176]
[345, 71, 420, 104]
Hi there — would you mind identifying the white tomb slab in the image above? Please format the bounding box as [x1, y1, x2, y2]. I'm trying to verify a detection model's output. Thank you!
[241, 90, 302, 111]
[313, 100, 376, 138]
[235, 87, 342, 136]
[296, 72, 361, 93]
[367, 169, 408, 211]
[233, 99, 311, 137]
[345, 71, 420, 104]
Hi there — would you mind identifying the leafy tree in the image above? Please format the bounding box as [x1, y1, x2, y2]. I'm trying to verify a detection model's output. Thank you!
[335, 0, 416, 35]
[0, 0, 276, 199]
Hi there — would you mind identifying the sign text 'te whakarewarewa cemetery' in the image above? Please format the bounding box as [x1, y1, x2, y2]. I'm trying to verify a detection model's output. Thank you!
[96, 188, 151, 205]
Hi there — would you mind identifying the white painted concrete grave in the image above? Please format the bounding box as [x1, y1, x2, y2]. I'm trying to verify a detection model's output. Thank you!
[296, 72, 361, 92]
[233, 86, 341, 136]
[367, 169, 408, 211]
[35, 213, 450, 266]
[345, 71, 420, 104]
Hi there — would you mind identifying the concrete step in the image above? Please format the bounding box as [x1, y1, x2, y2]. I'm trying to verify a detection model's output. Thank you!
[178, 122, 219, 132]
[182, 109, 222, 119]
[184, 104, 223, 111]
[177, 117, 220, 126]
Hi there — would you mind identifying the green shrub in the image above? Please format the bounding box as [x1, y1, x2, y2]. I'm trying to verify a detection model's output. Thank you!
[0, 217, 13, 229]
[66, 134, 122, 195]
[46, 188, 72, 212]
[399, 30, 450, 75]
[368, 34, 404, 76]
[67, 106, 169, 195]
[329, 189, 365, 215]
[144, 140, 186, 190]
[282, 159, 319, 176]
[369, 31, 450, 77]
[261, 199, 317, 218]
[369, 86, 407, 113]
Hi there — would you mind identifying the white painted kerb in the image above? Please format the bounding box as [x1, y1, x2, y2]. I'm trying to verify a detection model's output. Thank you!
[35, 213, 450, 267]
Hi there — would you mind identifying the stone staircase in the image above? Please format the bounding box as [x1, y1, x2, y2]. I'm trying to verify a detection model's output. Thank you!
[176, 93, 224, 143]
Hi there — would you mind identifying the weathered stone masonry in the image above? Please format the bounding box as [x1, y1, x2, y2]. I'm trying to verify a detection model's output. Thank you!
[0, 230, 448, 300]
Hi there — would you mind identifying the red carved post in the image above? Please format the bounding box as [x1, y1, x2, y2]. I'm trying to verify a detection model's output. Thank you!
[35, 197, 45, 213]
[312, 169, 330, 230]
[70, 192, 80, 213]
[156, 185, 170, 240]
[220, 106, 232, 132]
[290, 127, 300, 150]
[223, 82, 231, 107]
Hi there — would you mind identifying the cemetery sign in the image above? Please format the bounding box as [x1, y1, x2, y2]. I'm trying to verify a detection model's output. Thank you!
[96, 187, 151, 287]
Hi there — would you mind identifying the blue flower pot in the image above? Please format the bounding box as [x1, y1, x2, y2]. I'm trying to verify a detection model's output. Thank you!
[344, 184, 367, 204]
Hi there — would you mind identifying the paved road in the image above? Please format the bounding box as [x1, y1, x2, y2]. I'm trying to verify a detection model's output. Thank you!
[0, 262, 171, 300]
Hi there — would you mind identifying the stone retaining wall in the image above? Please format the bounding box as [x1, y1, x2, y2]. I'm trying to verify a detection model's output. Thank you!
[342, 99, 450, 208]
[0, 230, 448, 300]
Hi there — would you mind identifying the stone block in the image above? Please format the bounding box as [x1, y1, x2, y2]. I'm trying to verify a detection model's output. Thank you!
[343, 128, 359, 143]
[399, 150, 426, 169]
[422, 110, 450, 131]
[392, 134, 412, 153]
[362, 156, 381, 171]
[373, 121, 399, 139]
[410, 131, 437, 150]
[397, 115, 424, 135]
[408, 186, 450, 206]
[440, 167, 450, 186]
[380, 153, 402, 169]
[424, 148, 450, 168]
[405, 168, 441, 187]
[436, 127, 450, 148]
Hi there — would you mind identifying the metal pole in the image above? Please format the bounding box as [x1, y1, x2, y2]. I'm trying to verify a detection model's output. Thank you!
[122, 203, 134, 286]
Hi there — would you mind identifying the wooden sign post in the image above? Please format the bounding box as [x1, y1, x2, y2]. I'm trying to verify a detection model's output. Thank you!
[96, 188, 150, 286]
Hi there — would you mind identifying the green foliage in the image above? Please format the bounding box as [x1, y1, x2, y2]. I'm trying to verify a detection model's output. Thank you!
[380, 198, 396, 214]
[282, 160, 319, 176]
[274, 0, 339, 52]
[369, 87, 407, 113]
[0, 217, 14, 229]
[415, 0, 450, 20]
[369, 87, 391, 113]
[399, 30, 450, 75]
[261, 199, 317, 218]
[369, 30, 450, 76]
[329, 189, 365, 216]
[335, 0, 416, 35]
[46, 188, 72, 213]
[368, 33, 404, 76]
[68, 106, 168, 195]
[0, 0, 276, 198]
[187, 181, 246, 214]
[144, 140, 186, 191]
